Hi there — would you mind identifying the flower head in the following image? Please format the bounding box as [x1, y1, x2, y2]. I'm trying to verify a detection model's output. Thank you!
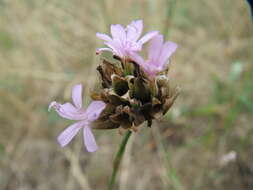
[96, 20, 158, 59]
[131, 34, 177, 78]
[48, 84, 105, 152]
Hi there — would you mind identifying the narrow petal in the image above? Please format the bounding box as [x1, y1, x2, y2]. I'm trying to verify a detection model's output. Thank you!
[145, 60, 161, 77]
[96, 48, 112, 55]
[96, 48, 113, 55]
[83, 126, 98, 152]
[96, 33, 112, 42]
[104, 41, 124, 57]
[85, 101, 106, 121]
[138, 31, 159, 45]
[129, 43, 142, 51]
[129, 52, 145, 67]
[158, 41, 178, 67]
[57, 121, 83, 147]
[126, 20, 143, 41]
[58, 103, 84, 120]
[50, 101, 86, 120]
[148, 34, 164, 62]
[72, 84, 83, 109]
[110, 24, 126, 41]
[130, 52, 161, 78]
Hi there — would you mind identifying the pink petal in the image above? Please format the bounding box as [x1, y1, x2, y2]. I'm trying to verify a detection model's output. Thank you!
[58, 103, 84, 120]
[138, 31, 159, 45]
[148, 34, 164, 63]
[129, 52, 145, 67]
[130, 52, 159, 77]
[49, 101, 86, 120]
[96, 48, 113, 55]
[104, 40, 124, 57]
[110, 24, 126, 41]
[145, 60, 162, 77]
[72, 84, 83, 109]
[85, 101, 106, 121]
[83, 126, 98, 152]
[57, 121, 83, 147]
[129, 43, 142, 51]
[158, 41, 177, 67]
[126, 20, 143, 42]
[96, 33, 112, 42]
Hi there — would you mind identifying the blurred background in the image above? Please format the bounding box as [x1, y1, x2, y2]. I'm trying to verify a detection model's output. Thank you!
[0, 0, 253, 189]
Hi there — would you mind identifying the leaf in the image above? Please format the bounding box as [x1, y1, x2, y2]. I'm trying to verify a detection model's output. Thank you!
[0, 144, 5, 155]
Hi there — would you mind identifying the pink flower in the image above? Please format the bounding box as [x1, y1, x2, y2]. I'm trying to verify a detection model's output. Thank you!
[131, 34, 177, 78]
[48, 84, 105, 152]
[96, 20, 158, 59]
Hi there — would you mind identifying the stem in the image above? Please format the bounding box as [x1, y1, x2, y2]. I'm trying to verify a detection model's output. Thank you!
[163, 0, 177, 40]
[108, 131, 132, 190]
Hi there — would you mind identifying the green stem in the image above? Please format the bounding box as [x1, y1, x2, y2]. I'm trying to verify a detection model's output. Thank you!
[108, 131, 132, 190]
[163, 0, 177, 40]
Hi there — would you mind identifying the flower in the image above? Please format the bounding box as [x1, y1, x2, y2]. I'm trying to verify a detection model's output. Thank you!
[131, 34, 177, 78]
[96, 20, 158, 59]
[48, 84, 106, 152]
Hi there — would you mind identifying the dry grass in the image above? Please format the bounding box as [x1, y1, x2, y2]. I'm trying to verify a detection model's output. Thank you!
[0, 0, 253, 189]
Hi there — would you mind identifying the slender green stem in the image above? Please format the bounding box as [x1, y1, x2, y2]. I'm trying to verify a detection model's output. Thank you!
[108, 131, 132, 190]
[163, 0, 177, 40]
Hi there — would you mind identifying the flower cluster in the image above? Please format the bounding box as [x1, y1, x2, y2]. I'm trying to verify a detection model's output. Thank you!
[96, 20, 177, 77]
[49, 20, 179, 152]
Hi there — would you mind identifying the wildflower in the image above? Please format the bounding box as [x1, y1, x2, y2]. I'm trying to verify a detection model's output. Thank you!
[96, 20, 158, 59]
[48, 84, 106, 152]
[131, 34, 177, 78]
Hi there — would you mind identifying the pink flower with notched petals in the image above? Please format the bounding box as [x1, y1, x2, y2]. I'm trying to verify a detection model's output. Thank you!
[131, 34, 177, 78]
[96, 20, 158, 59]
[48, 84, 105, 152]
